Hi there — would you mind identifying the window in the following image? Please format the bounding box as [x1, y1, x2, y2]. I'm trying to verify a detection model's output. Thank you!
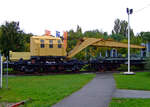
[40, 39, 44, 43]
[58, 40, 61, 48]
[40, 39, 44, 48]
[49, 40, 53, 48]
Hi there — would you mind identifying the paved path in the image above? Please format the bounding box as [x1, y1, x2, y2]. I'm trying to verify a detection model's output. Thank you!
[52, 73, 116, 107]
[113, 89, 150, 98]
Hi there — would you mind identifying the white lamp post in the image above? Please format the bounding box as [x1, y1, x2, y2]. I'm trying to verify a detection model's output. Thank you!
[123, 8, 135, 75]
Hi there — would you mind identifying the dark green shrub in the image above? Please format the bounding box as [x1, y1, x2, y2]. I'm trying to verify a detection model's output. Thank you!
[144, 57, 150, 71]
[117, 64, 127, 71]
[117, 64, 140, 71]
[80, 64, 89, 71]
[3, 68, 13, 72]
[131, 65, 140, 71]
[2, 68, 19, 74]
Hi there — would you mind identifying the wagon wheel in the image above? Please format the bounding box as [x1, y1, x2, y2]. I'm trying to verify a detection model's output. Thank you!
[50, 66, 56, 72]
[98, 66, 105, 72]
[58, 65, 65, 72]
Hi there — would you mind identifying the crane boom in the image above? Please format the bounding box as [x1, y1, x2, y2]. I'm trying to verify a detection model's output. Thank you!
[67, 37, 145, 59]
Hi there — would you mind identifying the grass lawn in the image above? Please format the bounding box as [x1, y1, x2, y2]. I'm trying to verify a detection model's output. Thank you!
[109, 98, 150, 107]
[0, 74, 95, 107]
[114, 71, 150, 90]
[109, 72, 150, 107]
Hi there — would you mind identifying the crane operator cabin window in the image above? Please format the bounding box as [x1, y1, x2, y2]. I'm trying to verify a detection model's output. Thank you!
[40, 39, 45, 48]
[58, 40, 62, 48]
[49, 40, 53, 48]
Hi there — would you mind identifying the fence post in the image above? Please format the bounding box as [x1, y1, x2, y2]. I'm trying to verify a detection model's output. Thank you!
[0, 53, 2, 88]
[6, 56, 8, 89]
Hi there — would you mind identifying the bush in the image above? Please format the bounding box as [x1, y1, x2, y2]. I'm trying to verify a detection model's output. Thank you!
[117, 64, 127, 71]
[80, 64, 89, 71]
[3, 68, 13, 72]
[144, 57, 150, 71]
[117, 64, 140, 71]
[2, 68, 16, 74]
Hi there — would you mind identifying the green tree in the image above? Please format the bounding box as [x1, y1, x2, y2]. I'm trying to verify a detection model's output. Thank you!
[110, 34, 125, 41]
[142, 32, 150, 41]
[112, 18, 134, 37]
[76, 25, 82, 34]
[112, 19, 121, 34]
[23, 33, 33, 51]
[120, 20, 128, 37]
[0, 28, 2, 50]
[0, 21, 25, 58]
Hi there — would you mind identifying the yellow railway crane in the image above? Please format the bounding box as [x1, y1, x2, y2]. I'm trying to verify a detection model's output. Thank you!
[9, 36, 145, 61]
[8, 35, 146, 73]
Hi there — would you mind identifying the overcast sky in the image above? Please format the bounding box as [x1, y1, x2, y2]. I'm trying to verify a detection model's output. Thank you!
[0, 0, 150, 36]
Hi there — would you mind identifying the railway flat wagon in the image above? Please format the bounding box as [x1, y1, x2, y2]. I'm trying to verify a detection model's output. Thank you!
[7, 32, 146, 73]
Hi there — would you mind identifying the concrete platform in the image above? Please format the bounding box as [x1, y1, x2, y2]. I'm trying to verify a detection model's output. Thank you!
[113, 89, 150, 98]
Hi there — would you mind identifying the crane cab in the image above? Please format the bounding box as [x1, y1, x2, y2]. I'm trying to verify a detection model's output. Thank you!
[30, 35, 67, 57]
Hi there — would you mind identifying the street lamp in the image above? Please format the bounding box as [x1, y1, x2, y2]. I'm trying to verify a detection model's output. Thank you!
[123, 8, 135, 75]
